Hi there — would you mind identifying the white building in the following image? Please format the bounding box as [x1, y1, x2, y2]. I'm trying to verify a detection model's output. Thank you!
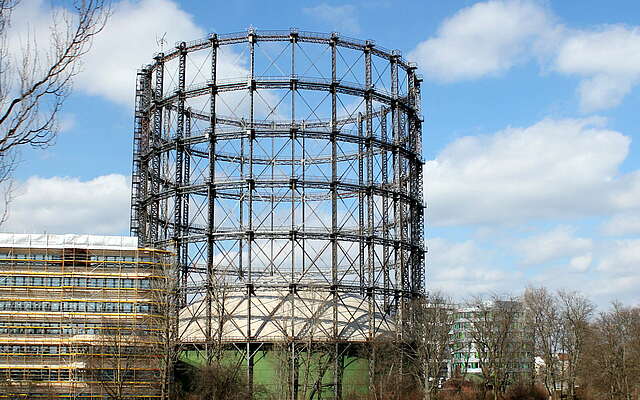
[446, 302, 533, 381]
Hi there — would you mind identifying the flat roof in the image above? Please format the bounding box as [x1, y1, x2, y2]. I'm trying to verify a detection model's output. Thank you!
[0, 233, 139, 250]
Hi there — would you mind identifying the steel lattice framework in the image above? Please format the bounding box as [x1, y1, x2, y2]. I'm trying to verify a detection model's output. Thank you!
[130, 28, 424, 397]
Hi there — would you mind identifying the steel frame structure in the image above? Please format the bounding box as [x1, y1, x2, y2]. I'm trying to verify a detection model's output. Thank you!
[130, 28, 424, 398]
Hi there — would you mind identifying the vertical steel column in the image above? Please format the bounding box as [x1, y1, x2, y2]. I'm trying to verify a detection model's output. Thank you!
[397, 63, 410, 382]
[399, 68, 410, 302]
[289, 31, 298, 354]
[335, 342, 343, 400]
[151, 54, 164, 245]
[410, 72, 424, 294]
[131, 68, 149, 242]
[330, 33, 338, 336]
[357, 113, 364, 293]
[330, 32, 340, 400]
[364, 42, 375, 341]
[380, 108, 389, 311]
[390, 53, 405, 343]
[206, 34, 218, 365]
[175, 42, 187, 306]
[407, 68, 424, 295]
[141, 69, 153, 245]
[162, 106, 172, 241]
[246, 27, 256, 395]
[291, 341, 299, 400]
[183, 110, 191, 290]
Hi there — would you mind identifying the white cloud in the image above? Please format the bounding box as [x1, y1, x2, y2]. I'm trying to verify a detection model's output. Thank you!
[408, 0, 556, 82]
[409, 1, 640, 110]
[58, 113, 76, 133]
[554, 25, 640, 111]
[516, 226, 592, 265]
[528, 264, 639, 306]
[607, 171, 640, 210]
[5, 0, 205, 107]
[428, 237, 521, 297]
[1, 174, 130, 235]
[569, 253, 592, 272]
[303, 4, 361, 34]
[4, 0, 83, 100]
[73, 0, 282, 115]
[602, 213, 640, 236]
[76, 0, 204, 106]
[597, 239, 640, 275]
[430, 232, 640, 306]
[425, 117, 639, 226]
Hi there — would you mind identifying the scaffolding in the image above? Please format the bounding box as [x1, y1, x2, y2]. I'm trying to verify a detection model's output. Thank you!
[0, 233, 171, 399]
[130, 28, 425, 398]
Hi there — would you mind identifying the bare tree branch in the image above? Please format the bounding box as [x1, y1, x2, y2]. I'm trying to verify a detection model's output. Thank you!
[406, 291, 455, 400]
[0, 0, 109, 218]
[523, 286, 564, 398]
[557, 290, 593, 400]
[465, 294, 532, 400]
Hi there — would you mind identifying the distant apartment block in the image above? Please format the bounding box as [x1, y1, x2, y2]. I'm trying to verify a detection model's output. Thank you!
[447, 302, 534, 382]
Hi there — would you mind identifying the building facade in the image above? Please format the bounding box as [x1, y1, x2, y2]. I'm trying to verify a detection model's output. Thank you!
[447, 302, 534, 383]
[448, 307, 483, 377]
[0, 233, 170, 399]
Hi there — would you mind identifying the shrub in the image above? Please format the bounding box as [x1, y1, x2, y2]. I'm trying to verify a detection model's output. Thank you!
[502, 382, 547, 400]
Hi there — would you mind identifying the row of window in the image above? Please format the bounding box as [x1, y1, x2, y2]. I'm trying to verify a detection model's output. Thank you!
[452, 362, 480, 369]
[0, 368, 159, 382]
[0, 321, 154, 336]
[452, 362, 531, 370]
[0, 321, 151, 329]
[452, 352, 532, 360]
[0, 276, 153, 289]
[0, 344, 153, 355]
[0, 301, 156, 313]
[0, 393, 162, 400]
[453, 352, 479, 360]
[92, 370, 160, 381]
[455, 312, 475, 320]
[0, 260, 159, 269]
[0, 368, 72, 381]
[0, 254, 157, 262]
[0, 395, 159, 400]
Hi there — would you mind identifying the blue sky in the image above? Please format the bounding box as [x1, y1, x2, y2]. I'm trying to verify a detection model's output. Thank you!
[5, 0, 640, 306]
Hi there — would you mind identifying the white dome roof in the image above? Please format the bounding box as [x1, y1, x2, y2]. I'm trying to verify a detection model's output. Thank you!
[179, 288, 396, 343]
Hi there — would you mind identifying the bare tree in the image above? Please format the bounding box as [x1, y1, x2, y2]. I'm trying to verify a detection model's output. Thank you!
[188, 363, 252, 400]
[269, 288, 336, 400]
[465, 294, 530, 400]
[87, 330, 140, 400]
[407, 291, 456, 400]
[365, 337, 416, 400]
[523, 286, 564, 398]
[86, 252, 177, 400]
[196, 274, 250, 400]
[557, 290, 593, 400]
[155, 253, 180, 400]
[582, 303, 640, 400]
[0, 0, 108, 206]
